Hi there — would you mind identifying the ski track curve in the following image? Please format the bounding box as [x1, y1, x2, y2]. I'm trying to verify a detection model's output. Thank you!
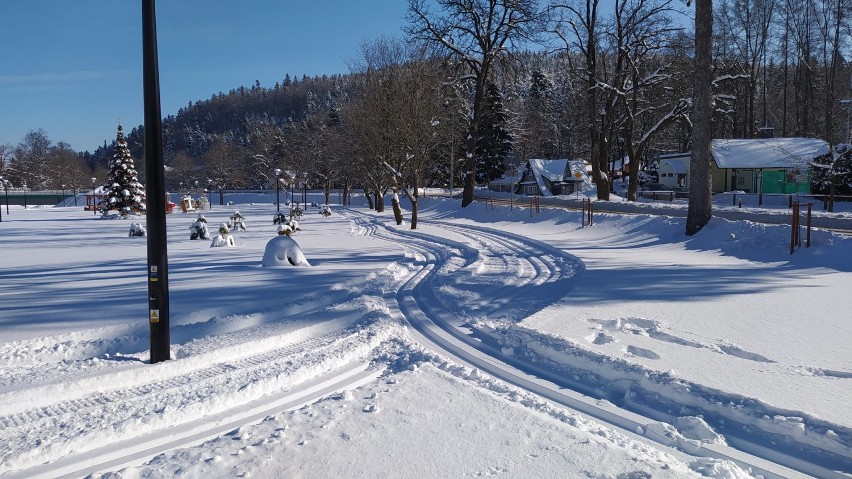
[343, 208, 849, 479]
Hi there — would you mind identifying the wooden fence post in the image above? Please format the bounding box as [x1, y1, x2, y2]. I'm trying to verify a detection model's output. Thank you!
[806, 203, 812, 248]
[790, 202, 799, 254]
[589, 199, 594, 226]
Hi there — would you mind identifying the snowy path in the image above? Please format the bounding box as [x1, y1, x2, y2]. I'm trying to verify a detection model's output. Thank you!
[0, 295, 394, 477]
[344, 208, 849, 479]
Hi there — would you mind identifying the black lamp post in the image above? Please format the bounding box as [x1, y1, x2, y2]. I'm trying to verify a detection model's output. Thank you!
[0, 176, 7, 221]
[91, 177, 97, 215]
[61, 184, 66, 206]
[274, 168, 281, 213]
[22, 183, 27, 209]
[302, 172, 308, 209]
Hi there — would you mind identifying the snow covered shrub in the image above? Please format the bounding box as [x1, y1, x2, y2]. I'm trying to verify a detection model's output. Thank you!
[228, 210, 248, 231]
[261, 235, 310, 267]
[190, 213, 210, 240]
[128, 222, 146, 237]
[211, 223, 235, 247]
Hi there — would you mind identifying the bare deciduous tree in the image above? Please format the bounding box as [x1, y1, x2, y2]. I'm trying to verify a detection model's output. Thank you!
[407, 0, 541, 207]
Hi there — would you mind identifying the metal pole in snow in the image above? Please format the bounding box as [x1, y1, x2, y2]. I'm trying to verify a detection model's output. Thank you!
[142, 0, 170, 364]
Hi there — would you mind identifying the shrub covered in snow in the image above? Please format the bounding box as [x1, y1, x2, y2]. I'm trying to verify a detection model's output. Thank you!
[261, 235, 310, 267]
[210, 223, 235, 247]
[190, 214, 210, 240]
[128, 222, 146, 237]
[228, 210, 248, 231]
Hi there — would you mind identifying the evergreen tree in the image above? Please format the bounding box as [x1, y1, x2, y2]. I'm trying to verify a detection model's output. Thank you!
[476, 82, 513, 184]
[522, 69, 558, 159]
[100, 124, 146, 216]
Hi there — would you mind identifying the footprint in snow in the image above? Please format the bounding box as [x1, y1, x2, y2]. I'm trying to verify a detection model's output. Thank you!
[625, 345, 660, 360]
[586, 332, 616, 345]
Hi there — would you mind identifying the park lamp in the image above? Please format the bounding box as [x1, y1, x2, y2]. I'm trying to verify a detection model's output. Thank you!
[91, 177, 97, 215]
[274, 168, 282, 213]
[1, 177, 9, 216]
[302, 172, 308, 209]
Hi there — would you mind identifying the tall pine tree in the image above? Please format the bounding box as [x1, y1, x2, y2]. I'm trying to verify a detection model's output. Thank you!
[476, 82, 513, 184]
[100, 124, 146, 216]
[523, 69, 558, 159]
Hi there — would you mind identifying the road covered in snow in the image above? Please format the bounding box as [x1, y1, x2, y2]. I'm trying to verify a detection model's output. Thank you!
[0, 195, 850, 478]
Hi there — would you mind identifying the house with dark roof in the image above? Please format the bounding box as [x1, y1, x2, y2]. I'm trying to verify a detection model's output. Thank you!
[490, 159, 592, 196]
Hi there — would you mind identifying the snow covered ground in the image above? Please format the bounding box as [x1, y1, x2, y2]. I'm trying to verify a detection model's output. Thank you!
[0, 192, 850, 478]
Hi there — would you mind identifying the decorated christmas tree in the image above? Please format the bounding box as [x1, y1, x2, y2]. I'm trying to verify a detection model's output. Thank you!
[100, 124, 146, 216]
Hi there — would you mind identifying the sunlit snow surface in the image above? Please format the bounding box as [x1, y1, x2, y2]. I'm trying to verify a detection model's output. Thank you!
[0, 192, 849, 478]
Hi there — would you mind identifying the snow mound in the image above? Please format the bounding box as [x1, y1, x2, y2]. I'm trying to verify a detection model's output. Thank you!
[261, 236, 311, 267]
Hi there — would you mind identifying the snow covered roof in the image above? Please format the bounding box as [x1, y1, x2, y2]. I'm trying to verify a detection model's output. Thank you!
[489, 173, 523, 186]
[528, 159, 569, 182]
[660, 159, 687, 174]
[711, 138, 829, 169]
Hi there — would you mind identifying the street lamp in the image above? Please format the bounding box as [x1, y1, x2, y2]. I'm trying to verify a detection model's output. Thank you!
[274, 168, 282, 213]
[22, 183, 27, 209]
[510, 167, 517, 210]
[61, 184, 66, 206]
[91, 177, 97, 215]
[0, 176, 7, 220]
[207, 179, 213, 209]
[302, 172, 308, 209]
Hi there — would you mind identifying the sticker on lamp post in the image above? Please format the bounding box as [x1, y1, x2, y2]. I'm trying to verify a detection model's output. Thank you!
[150, 309, 160, 323]
[149, 265, 158, 282]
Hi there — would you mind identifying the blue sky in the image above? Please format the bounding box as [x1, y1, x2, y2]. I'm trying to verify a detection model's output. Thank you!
[0, 1, 410, 153]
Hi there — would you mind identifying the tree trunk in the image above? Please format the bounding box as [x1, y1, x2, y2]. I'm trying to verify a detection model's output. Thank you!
[461, 77, 486, 208]
[364, 188, 374, 210]
[375, 192, 385, 212]
[686, 0, 714, 236]
[342, 179, 349, 205]
[410, 197, 418, 229]
[391, 192, 404, 225]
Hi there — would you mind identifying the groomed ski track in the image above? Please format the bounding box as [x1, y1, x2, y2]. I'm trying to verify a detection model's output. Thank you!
[345, 208, 848, 479]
